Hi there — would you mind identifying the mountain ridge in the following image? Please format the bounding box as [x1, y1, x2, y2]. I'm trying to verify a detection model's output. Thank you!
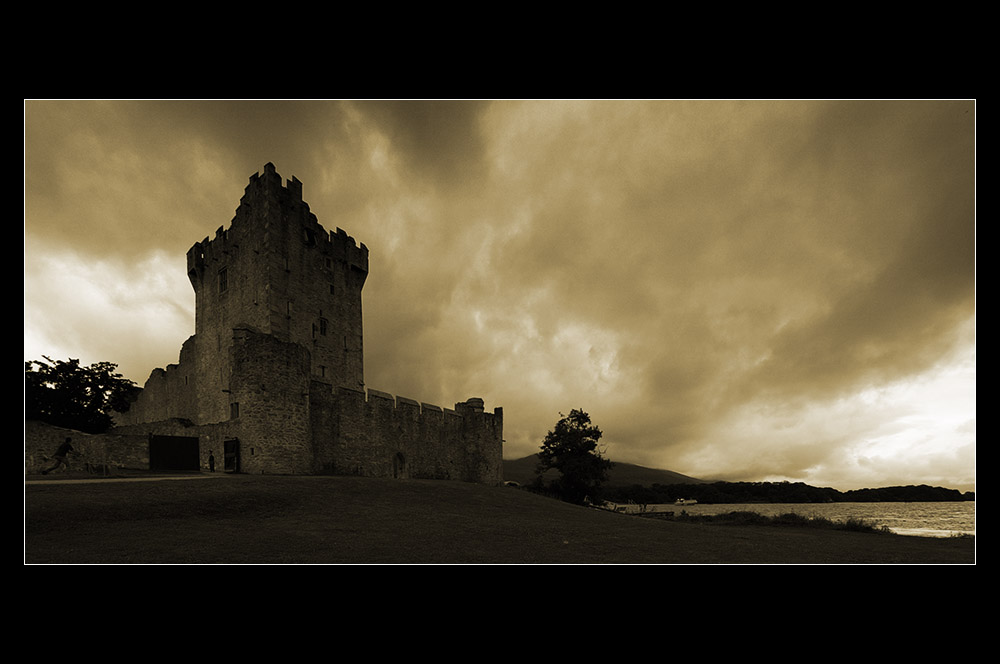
[503, 454, 708, 487]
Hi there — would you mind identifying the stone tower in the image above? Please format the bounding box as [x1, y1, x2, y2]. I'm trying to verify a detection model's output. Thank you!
[184, 163, 368, 424]
[115, 163, 502, 482]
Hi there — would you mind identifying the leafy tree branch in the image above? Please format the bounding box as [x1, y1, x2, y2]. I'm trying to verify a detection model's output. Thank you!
[25, 357, 139, 433]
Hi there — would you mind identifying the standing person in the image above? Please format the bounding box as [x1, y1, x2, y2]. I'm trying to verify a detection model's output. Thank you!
[209, 451, 216, 472]
[40, 437, 74, 475]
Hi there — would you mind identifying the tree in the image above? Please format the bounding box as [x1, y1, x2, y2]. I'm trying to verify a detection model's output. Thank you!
[25, 357, 139, 433]
[535, 409, 614, 505]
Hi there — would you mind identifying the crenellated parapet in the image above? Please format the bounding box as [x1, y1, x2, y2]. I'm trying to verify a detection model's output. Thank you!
[331, 227, 369, 277]
[186, 163, 368, 286]
[321, 386, 503, 484]
[360, 389, 500, 421]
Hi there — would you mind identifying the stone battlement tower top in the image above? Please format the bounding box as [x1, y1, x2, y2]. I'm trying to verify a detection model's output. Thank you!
[184, 163, 368, 422]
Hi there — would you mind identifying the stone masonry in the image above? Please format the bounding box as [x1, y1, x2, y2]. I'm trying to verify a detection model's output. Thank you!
[114, 163, 503, 483]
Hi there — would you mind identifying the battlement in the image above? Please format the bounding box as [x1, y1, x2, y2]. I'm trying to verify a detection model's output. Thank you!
[329, 385, 503, 483]
[245, 161, 293, 196]
[186, 221, 368, 278]
[342, 387, 500, 420]
[186, 164, 368, 279]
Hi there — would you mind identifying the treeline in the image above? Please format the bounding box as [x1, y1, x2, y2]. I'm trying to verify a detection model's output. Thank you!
[841, 485, 974, 503]
[603, 481, 974, 505]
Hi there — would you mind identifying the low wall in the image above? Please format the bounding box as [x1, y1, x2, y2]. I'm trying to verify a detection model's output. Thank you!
[317, 387, 503, 484]
[25, 420, 148, 473]
[26, 419, 240, 475]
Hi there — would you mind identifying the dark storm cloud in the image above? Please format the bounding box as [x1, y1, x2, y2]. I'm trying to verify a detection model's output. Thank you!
[438, 100, 974, 485]
[355, 100, 490, 189]
[25, 100, 360, 259]
[24, 99, 975, 490]
[726, 101, 975, 407]
[26, 100, 246, 257]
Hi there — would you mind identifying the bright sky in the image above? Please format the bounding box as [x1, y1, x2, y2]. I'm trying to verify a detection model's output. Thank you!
[23, 100, 976, 492]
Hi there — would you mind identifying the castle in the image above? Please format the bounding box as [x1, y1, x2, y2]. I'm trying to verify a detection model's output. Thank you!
[109, 163, 503, 483]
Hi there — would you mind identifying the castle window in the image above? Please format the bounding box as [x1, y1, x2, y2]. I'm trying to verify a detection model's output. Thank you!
[230, 402, 240, 419]
[218, 268, 228, 293]
[319, 365, 327, 378]
[319, 318, 328, 336]
[304, 229, 316, 246]
[329, 283, 335, 295]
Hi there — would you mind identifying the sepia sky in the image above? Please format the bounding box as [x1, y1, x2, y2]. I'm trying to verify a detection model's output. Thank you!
[24, 100, 976, 492]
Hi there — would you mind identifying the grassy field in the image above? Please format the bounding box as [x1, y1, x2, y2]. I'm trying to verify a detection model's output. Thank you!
[24, 474, 976, 564]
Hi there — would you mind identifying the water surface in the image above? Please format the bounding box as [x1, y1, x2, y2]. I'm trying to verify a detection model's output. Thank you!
[638, 501, 975, 537]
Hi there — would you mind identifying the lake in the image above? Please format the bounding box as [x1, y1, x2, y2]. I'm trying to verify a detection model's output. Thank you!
[633, 501, 975, 538]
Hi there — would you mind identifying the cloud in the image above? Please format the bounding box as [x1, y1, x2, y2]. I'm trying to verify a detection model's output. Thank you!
[24, 240, 193, 379]
[351, 100, 490, 190]
[23, 99, 975, 491]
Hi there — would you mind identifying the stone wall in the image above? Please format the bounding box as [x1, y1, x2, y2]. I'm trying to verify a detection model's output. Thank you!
[318, 387, 503, 484]
[111, 418, 238, 473]
[26, 420, 150, 473]
[117, 336, 199, 426]
[229, 327, 313, 474]
[99, 327, 504, 480]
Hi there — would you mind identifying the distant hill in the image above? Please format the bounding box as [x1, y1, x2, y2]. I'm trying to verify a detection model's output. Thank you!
[503, 454, 708, 487]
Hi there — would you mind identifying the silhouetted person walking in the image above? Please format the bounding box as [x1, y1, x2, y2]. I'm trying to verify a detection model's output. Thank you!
[41, 437, 74, 475]
[209, 452, 215, 472]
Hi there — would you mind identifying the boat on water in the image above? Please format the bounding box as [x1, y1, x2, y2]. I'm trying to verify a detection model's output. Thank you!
[674, 498, 698, 505]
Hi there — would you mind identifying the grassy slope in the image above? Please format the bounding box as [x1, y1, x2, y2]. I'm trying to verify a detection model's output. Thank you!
[24, 475, 974, 564]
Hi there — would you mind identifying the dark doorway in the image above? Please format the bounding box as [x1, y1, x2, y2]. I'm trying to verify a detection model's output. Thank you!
[224, 438, 241, 473]
[393, 452, 407, 479]
[149, 435, 200, 472]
